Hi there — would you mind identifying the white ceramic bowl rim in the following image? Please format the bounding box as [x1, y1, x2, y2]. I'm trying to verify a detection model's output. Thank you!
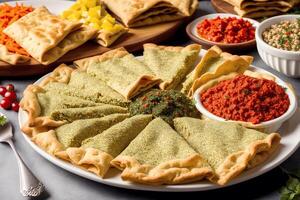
[190, 13, 260, 46]
[256, 15, 300, 55]
[193, 68, 298, 128]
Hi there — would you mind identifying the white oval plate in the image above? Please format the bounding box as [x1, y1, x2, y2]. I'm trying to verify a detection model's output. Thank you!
[18, 49, 300, 192]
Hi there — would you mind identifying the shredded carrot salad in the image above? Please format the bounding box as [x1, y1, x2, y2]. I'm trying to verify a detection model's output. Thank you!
[0, 3, 33, 56]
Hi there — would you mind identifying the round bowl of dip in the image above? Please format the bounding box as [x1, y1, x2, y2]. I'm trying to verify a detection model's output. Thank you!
[193, 69, 298, 133]
[256, 15, 300, 77]
[186, 13, 259, 53]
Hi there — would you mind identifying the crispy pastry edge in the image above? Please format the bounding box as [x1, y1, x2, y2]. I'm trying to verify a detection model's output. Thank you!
[213, 133, 281, 185]
[111, 153, 214, 185]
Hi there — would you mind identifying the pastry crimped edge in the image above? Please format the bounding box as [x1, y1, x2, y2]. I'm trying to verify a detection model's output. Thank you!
[213, 132, 281, 185]
[185, 45, 253, 97]
[20, 84, 66, 137]
[55, 147, 113, 178]
[144, 43, 201, 90]
[96, 27, 128, 47]
[111, 153, 213, 185]
[20, 64, 75, 135]
[30, 129, 113, 177]
[74, 47, 129, 71]
[0, 44, 30, 65]
[143, 43, 201, 53]
[39, 64, 74, 87]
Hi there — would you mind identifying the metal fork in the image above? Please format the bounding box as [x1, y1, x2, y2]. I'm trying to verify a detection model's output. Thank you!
[0, 113, 44, 197]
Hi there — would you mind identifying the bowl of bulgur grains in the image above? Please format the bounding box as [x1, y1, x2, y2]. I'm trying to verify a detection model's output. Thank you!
[256, 15, 300, 77]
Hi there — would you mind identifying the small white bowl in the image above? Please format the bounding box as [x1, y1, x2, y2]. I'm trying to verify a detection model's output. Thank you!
[193, 67, 298, 133]
[256, 15, 300, 77]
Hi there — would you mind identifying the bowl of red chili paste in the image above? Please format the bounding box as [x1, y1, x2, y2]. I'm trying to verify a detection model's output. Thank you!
[193, 69, 297, 133]
[186, 14, 259, 53]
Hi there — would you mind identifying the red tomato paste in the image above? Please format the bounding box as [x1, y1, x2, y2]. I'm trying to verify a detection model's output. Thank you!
[200, 75, 290, 124]
[197, 16, 255, 43]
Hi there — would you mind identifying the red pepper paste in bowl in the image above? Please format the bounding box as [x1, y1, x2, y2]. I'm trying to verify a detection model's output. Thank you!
[196, 16, 255, 44]
[200, 75, 290, 124]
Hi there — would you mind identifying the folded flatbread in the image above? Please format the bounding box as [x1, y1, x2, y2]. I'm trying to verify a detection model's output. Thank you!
[223, 0, 294, 9]
[37, 25, 97, 65]
[102, 0, 198, 27]
[181, 46, 253, 97]
[143, 43, 201, 90]
[3, 7, 97, 65]
[174, 117, 281, 185]
[0, 44, 29, 65]
[74, 48, 161, 100]
[97, 28, 128, 47]
[111, 118, 213, 185]
[234, 6, 288, 18]
[55, 113, 129, 148]
[40, 65, 129, 107]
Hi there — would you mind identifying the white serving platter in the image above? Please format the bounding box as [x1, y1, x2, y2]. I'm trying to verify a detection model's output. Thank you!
[18, 49, 300, 192]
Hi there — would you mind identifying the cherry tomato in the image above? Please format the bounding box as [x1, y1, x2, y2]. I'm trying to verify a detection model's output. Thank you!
[11, 102, 19, 112]
[0, 98, 12, 110]
[6, 84, 15, 92]
[4, 91, 17, 101]
[0, 86, 7, 97]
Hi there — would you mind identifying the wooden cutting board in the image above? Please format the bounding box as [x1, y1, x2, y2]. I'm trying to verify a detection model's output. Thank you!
[211, 0, 237, 15]
[0, 20, 183, 77]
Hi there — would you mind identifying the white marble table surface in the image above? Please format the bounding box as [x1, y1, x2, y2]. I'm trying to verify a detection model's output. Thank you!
[0, 0, 299, 199]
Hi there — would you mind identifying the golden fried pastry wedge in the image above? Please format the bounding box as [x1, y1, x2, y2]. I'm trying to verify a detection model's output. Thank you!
[181, 45, 253, 97]
[102, 0, 198, 27]
[3, 7, 97, 65]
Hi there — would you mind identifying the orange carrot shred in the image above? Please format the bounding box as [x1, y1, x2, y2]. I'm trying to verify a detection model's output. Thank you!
[0, 3, 33, 56]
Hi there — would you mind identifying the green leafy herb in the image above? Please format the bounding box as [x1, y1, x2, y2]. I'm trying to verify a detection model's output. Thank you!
[0, 115, 7, 126]
[279, 37, 286, 46]
[280, 168, 300, 200]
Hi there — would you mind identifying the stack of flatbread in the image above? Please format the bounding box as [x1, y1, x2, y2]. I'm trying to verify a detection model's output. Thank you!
[102, 0, 198, 27]
[3, 7, 97, 65]
[223, 0, 297, 18]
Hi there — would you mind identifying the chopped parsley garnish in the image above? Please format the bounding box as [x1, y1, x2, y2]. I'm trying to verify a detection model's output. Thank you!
[280, 168, 300, 200]
[0, 115, 7, 126]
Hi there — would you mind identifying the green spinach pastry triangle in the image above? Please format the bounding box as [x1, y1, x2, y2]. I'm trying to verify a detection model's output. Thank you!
[74, 48, 161, 100]
[111, 118, 213, 185]
[174, 117, 281, 185]
[55, 114, 152, 178]
[55, 113, 129, 148]
[143, 43, 201, 90]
